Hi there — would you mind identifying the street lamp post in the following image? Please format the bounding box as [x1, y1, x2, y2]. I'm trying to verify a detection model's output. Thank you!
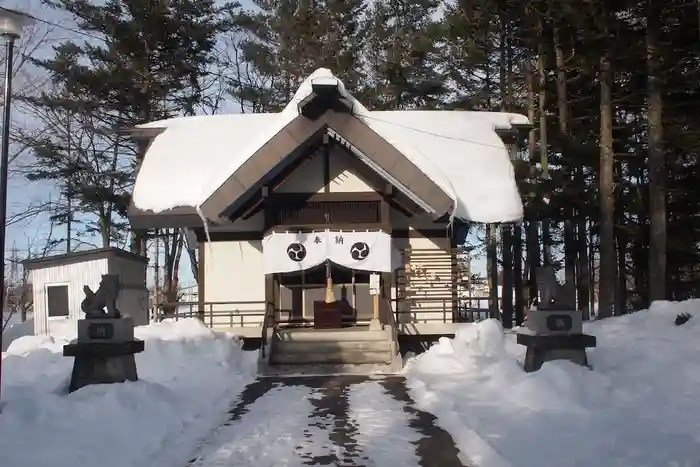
[0, 7, 33, 409]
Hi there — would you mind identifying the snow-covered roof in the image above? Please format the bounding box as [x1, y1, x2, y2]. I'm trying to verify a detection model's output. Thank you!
[131, 68, 529, 224]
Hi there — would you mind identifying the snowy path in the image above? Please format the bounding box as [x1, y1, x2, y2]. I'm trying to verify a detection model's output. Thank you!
[187, 376, 468, 467]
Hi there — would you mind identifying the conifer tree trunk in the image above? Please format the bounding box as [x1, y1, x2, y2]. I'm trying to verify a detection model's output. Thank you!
[525, 61, 540, 305]
[615, 161, 628, 313]
[647, 0, 666, 302]
[538, 21, 552, 269]
[499, 16, 514, 328]
[599, 50, 616, 318]
[554, 25, 577, 299]
[487, 224, 500, 319]
[513, 225, 524, 324]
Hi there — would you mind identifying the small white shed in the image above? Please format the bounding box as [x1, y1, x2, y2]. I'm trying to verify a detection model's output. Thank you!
[23, 248, 149, 336]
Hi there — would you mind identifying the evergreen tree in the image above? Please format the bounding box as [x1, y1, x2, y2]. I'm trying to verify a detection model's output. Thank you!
[25, 0, 226, 253]
[225, 0, 368, 112]
[361, 0, 446, 110]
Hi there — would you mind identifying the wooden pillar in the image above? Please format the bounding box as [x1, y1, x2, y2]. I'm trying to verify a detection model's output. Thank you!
[265, 273, 275, 328]
[381, 272, 392, 324]
[380, 184, 393, 324]
[325, 260, 334, 303]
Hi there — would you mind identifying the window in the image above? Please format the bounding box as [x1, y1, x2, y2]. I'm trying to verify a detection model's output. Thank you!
[46, 284, 70, 318]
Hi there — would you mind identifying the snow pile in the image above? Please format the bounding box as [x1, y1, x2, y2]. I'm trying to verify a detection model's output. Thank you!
[133, 68, 526, 223]
[405, 301, 700, 467]
[2, 312, 34, 351]
[0, 318, 257, 467]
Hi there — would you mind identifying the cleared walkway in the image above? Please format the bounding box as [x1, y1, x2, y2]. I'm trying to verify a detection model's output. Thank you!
[187, 375, 470, 467]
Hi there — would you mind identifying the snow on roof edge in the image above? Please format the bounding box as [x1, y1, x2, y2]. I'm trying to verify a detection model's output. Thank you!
[132, 68, 529, 224]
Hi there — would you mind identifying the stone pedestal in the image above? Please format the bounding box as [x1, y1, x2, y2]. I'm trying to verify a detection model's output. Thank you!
[526, 309, 582, 335]
[78, 317, 134, 342]
[517, 332, 596, 372]
[63, 317, 144, 393]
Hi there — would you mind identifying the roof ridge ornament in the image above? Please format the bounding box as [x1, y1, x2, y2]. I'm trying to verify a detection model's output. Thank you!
[297, 76, 355, 120]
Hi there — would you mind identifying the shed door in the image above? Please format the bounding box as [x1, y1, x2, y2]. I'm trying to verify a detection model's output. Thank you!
[46, 285, 70, 318]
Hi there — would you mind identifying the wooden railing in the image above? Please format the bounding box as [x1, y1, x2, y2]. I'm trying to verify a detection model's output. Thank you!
[154, 295, 491, 334]
[155, 301, 266, 328]
[392, 296, 491, 324]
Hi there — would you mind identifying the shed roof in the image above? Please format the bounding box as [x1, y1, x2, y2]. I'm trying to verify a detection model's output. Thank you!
[22, 247, 148, 271]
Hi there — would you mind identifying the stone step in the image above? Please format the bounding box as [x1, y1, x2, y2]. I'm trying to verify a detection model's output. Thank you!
[258, 360, 403, 377]
[275, 328, 389, 343]
[270, 349, 393, 365]
[274, 339, 392, 354]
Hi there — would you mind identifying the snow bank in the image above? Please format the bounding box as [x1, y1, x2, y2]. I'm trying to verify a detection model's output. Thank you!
[2, 312, 34, 351]
[405, 301, 700, 467]
[0, 318, 257, 467]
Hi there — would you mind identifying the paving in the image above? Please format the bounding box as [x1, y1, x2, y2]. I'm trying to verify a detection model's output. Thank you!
[187, 375, 469, 467]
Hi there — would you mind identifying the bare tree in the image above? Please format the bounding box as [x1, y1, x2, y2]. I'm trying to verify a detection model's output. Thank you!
[2, 220, 61, 331]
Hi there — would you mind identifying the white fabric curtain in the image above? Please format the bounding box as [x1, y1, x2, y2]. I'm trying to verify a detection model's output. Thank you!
[262, 231, 328, 274]
[262, 230, 397, 274]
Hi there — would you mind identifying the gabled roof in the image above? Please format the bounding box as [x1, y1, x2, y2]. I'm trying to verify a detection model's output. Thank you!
[201, 109, 454, 223]
[128, 68, 529, 228]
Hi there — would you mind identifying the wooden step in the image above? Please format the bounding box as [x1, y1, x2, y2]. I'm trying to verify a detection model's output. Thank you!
[275, 327, 390, 343]
[270, 349, 393, 365]
[274, 340, 392, 354]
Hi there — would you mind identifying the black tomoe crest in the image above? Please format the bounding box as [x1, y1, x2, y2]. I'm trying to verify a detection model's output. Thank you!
[287, 243, 307, 262]
[350, 242, 370, 260]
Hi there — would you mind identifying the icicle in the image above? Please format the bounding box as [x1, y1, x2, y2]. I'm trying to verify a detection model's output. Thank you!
[195, 205, 214, 272]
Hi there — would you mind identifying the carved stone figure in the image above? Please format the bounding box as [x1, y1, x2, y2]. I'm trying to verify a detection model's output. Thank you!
[81, 274, 122, 319]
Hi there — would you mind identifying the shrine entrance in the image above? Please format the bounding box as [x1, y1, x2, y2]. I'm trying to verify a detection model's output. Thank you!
[264, 228, 396, 328]
[278, 263, 373, 326]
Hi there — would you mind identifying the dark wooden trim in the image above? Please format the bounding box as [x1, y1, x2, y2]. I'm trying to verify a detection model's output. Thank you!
[192, 230, 263, 242]
[323, 111, 454, 216]
[381, 271, 392, 325]
[22, 247, 148, 270]
[391, 228, 451, 239]
[273, 191, 383, 202]
[323, 135, 330, 192]
[243, 191, 415, 222]
[128, 207, 204, 229]
[494, 124, 532, 144]
[117, 126, 166, 139]
[197, 241, 205, 320]
[191, 227, 462, 243]
[265, 274, 276, 328]
[381, 184, 392, 229]
[265, 224, 385, 235]
[202, 116, 328, 221]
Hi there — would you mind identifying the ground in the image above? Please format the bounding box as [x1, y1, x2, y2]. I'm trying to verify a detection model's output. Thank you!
[187, 375, 467, 467]
[2, 300, 700, 467]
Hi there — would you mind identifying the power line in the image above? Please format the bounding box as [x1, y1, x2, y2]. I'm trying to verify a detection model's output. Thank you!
[1, 6, 105, 42]
[359, 113, 514, 149]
